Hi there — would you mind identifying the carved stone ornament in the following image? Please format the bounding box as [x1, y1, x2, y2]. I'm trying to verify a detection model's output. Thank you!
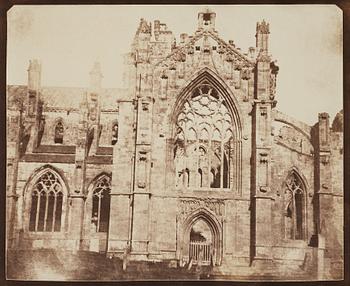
[321, 183, 329, 190]
[321, 155, 330, 165]
[260, 186, 268, 193]
[269, 73, 277, 100]
[241, 68, 251, 80]
[77, 138, 85, 148]
[142, 102, 149, 111]
[75, 160, 83, 169]
[259, 152, 268, 163]
[137, 181, 146, 189]
[260, 107, 267, 116]
[257, 53, 271, 63]
[139, 151, 147, 162]
[179, 198, 225, 218]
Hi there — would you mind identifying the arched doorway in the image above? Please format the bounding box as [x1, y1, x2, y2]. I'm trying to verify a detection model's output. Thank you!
[189, 219, 213, 265]
[180, 208, 222, 266]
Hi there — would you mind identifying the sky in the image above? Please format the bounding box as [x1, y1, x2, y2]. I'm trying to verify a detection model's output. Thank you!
[7, 5, 342, 125]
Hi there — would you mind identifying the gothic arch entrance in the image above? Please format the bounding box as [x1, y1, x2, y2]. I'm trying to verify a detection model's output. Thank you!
[180, 208, 222, 266]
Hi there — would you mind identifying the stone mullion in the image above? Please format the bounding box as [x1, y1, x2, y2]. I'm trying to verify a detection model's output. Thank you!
[292, 191, 296, 240]
[195, 118, 200, 189]
[97, 194, 102, 232]
[208, 120, 213, 189]
[43, 191, 49, 231]
[35, 192, 41, 232]
[220, 138, 224, 189]
[52, 194, 57, 232]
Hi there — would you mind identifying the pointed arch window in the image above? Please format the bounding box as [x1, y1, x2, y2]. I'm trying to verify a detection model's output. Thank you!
[284, 172, 306, 240]
[29, 170, 64, 232]
[91, 176, 111, 232]
[174, 82, 235, 190]
[54, 121, 64, 144]
[111, 122, 118, 145]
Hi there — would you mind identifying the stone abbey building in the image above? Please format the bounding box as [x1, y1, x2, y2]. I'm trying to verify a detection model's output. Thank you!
[6, 9, 343, 279]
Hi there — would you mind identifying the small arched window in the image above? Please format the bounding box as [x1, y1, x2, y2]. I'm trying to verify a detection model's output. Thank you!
[91, 176, 111, 232]
[111, 123, 118, 145]
[29, 170, 64, 232]
[54, 121, 64, 144]
[184, 168, 190, 187]
[198, 168, 203, 187]
[284, 172, 306, 240]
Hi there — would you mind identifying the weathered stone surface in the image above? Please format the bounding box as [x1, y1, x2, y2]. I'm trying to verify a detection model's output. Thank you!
[6, 8, 343, 280]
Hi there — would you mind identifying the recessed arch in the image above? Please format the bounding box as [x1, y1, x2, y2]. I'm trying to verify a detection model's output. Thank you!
[86, 172, 112, 196]
[170, 67, 244, 140]
[282, 167, 308, 241]
[22, 165, 69, 233]
[22, 164, 70, 197]
[171, 69, 243, 193]
[85, 173, 112, 234]
[180, 207, 223, 265]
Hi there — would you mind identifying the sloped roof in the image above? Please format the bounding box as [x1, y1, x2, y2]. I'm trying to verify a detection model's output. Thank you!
[7, 85, 129, 111]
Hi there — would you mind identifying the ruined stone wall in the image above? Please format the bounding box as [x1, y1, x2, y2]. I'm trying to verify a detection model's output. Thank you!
[40, 110, 79, 146]
[270, 141, 315, 262]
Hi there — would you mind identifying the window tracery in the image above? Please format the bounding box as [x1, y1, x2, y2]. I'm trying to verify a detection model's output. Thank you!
[29, 170, 64, 232]
[91, 176, 111, 233]
[174, 83, 234, 190]
[284, 172, 306, 240]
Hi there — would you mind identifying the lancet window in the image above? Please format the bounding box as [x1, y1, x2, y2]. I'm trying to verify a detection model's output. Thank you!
[174, 83, 234, 190]
[91, 176, 111, 232]
[284, 172, 306, 240]
[54, 121, 64, 144]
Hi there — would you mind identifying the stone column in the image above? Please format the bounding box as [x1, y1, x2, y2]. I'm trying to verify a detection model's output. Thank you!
[25, 59, 42, 153]
[131, 92, 153, 257]
[251, 20, 275, 266]
[312, 112, 336, 278]
[70, 101, 89, 251]
[7, 109, 23, 249]
[108, 101, 134, 255]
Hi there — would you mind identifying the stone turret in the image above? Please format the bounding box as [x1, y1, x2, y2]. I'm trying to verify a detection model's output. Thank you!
[256, 20, 270, 53]
[26, 59, 42, 117]
[89, 61, 103, 93]
[197, 7, 216, 31]
[27, 59, 41, 91]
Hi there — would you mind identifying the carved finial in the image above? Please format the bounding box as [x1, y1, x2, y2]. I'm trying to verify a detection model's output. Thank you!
[198, 7, 216, 31]
[137, 18, 151, 35]
[319, 112, 329, 120]
[27, 59, 41, 91]
[256, 19, 270, 34]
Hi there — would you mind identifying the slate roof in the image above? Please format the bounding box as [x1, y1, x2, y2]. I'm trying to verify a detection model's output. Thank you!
[7, 85, 129, 111]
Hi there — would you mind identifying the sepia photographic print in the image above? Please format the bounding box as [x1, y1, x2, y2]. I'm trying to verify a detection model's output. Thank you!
[6, 4, 344, 281]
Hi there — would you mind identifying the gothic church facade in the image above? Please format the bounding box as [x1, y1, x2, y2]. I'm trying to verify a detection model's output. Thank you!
[6, 9, 343, 279]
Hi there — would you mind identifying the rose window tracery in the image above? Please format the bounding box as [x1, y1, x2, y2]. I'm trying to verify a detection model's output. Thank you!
[174, 83, 235, 190]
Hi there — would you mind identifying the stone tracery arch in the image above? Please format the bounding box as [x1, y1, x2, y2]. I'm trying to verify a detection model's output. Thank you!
[22, 165, 69, 233]
[283, 168, 308, 240]
[180, 207, 223, 265]
[171, 68, 243, 192]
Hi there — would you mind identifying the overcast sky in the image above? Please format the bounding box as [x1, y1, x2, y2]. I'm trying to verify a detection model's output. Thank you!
[7, 5, 342, 125]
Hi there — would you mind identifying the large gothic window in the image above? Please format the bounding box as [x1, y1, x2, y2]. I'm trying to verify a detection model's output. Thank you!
[284, 172, 306, 240]
[29, 170, 64, 232]
[174, 83, 234, 190]
[91, 176, 111, 232]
